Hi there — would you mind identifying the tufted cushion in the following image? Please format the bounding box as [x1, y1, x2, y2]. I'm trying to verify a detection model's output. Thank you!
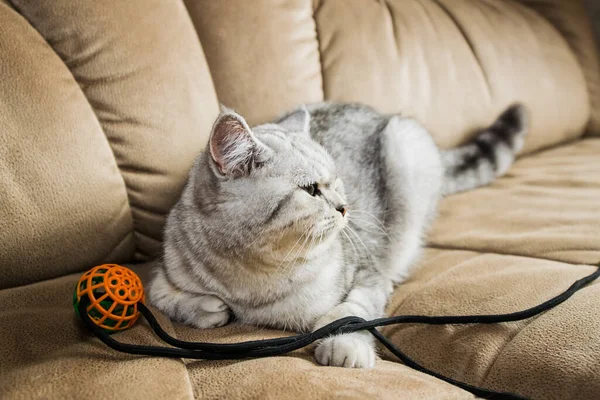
[0, 0, 219, 287]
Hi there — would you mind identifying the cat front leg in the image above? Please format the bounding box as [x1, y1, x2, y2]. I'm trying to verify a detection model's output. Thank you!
[148, 266, 231, 329]
[312, 271, 393, 368]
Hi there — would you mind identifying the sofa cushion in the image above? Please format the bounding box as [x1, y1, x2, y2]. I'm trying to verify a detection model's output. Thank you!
[185, 0, 592, 153]
[515, 0, 600, 136]
[0, 1, 133, 289]
[0, 272, 194, 400]
[178, 328, 473, 399]
[0, 267, 472, 400]
[429, 138, 600, 265]
[387, 249, 600, 400]
[2, 242, 598, 398]
[185, 0, 324, 127]
[314, 0, 590, 153]
[3, 0, 220, 278]
[3, 256, 597, 400]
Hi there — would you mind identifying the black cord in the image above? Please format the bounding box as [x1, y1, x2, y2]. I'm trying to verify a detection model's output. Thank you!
[78, 265, 600, 400]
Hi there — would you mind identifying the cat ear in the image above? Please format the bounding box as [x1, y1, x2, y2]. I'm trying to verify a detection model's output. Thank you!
[209, 107, 266, 178]
[278, 105, 310, 134]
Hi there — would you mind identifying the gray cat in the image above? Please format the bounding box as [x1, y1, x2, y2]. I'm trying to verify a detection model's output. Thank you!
[148, 102, 528, 368]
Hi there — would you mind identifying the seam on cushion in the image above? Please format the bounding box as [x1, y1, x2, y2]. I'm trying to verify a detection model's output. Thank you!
[311, 0, 327, 100]
[426, 244, 600, 267]
[387, 252, 487, 319]
[382, 1, 398, 45]
[134, 230, 163, 260]
[182, 367, 195, 400]
[104, 230, 136, 261]
[180, 0, 219, 105]
[431, 0, 492, 102]
[479, 278, 600, 387]
[390, 248, 599, 319]
[478, 315, 539, 387]
[387, 250, 600, 388]
[157, 317, 195, 400]
[4, 0, 137, 264]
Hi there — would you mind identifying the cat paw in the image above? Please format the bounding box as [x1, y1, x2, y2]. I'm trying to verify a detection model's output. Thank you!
[190, 295, 231, 328]
[174, 294, 231, 329]
[314, 334, 376, 368]
[191, 311, 231, 328]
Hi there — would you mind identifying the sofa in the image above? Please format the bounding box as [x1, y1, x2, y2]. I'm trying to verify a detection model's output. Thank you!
[1, 0, 599, 398]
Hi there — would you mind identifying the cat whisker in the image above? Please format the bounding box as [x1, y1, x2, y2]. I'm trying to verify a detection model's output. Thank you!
[348, 216, 391, 241]
[284, 231, 315, 279]
[348, 209, 388, 229]
[341, 229, 359, 265]
[345, 225, 388, 276]
[275, 226, 312, 274]
[280, 225, 315, 276]
[344, 225, 375, 263]
[245, 224, 272, 250]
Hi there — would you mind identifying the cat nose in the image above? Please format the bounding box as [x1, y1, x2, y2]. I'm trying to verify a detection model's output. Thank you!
[336, 205, 347, 217]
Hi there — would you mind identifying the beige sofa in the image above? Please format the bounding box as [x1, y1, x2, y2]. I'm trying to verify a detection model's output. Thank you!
[1, 0, 599, 399]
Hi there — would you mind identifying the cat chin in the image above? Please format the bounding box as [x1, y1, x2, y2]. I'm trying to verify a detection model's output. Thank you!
[310, 227, 343, 247]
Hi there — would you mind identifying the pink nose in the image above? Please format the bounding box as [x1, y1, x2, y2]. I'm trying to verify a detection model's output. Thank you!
[336, 205, 347, 216]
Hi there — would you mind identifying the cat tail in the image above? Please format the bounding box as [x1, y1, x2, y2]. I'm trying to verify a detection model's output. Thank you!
[441, 103, 529, 195]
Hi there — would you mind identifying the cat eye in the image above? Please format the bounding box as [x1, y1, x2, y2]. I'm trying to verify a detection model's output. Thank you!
[301, 183, 320, 197]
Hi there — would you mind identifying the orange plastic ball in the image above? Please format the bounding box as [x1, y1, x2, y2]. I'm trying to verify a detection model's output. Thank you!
[74, 264, 145, 332]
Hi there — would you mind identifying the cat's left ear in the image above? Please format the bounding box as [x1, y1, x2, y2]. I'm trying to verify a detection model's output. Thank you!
[278, 105, 310, 134]
[209, 107, 270, 178]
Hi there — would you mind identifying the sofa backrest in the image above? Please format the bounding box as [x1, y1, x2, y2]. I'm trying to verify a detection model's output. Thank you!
[0, 0, 219, 288]
[0, 0, 598, 288]
[186, 0, 600, 149]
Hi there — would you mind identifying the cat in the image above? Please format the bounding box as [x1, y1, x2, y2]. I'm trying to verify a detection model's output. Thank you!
[147, 102, 528, 368]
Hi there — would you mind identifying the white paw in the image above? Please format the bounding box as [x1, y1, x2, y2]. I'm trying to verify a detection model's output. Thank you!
[188, 309, 230, 329]
[184, 295, 231, 328]
[314, 334, 376, 368]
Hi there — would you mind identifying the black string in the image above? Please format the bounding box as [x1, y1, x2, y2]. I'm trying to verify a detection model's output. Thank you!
[78, 265, 600, 400]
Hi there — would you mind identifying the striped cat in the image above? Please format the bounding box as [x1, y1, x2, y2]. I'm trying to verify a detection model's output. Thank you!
[148, 102, 528, 368]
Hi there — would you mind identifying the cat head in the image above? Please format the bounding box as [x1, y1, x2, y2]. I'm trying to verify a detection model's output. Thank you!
[188, 106, 348, 269]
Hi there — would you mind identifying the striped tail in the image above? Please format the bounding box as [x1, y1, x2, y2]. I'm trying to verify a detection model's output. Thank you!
[441, 103, 529, 195]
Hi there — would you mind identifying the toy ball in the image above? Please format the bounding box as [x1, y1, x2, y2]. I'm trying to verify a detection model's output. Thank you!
[73, 264, 145, 332]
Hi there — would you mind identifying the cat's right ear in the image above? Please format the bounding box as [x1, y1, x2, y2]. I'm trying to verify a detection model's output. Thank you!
[278, 105, 310, 134]
[209, 107, 267, 178]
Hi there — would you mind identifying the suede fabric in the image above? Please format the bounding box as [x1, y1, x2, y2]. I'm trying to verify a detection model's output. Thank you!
[515, 0, 600, 136]
[187, 0, 592, 151]
[386, 249, 600, 400]
[0, 272, 193, 400]
[177, 325, 472, 399]
[429, 139, 600, 265]
[184, 0, 324, 127]
[0, 0, 134, 289]
[314, 0, 591, 153]
[9, 0, 220, 263]
[2, 0, 600, 399]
